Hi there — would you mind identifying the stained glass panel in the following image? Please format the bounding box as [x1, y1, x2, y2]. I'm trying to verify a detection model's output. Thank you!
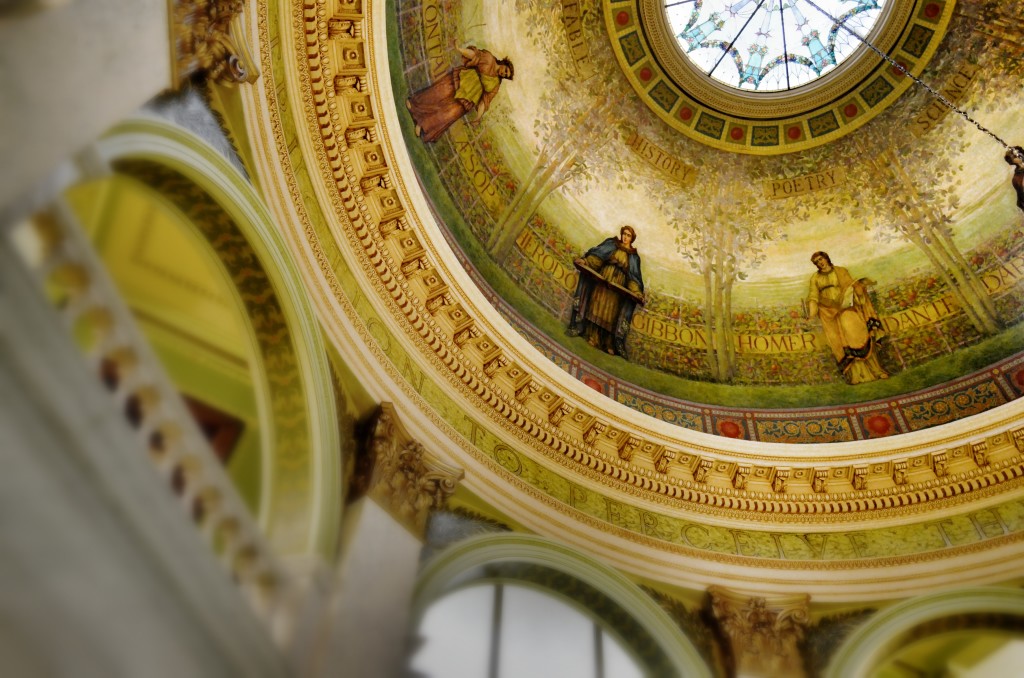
[666, 0, 886, 91]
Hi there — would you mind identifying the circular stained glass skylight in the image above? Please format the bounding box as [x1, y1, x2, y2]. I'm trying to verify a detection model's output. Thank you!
[666, 0, 886, 92]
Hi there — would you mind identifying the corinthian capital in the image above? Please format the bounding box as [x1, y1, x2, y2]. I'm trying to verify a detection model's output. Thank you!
[171, 0, 259, 85]
[359, 403, 464, 538]
[708, 586, 810, 678]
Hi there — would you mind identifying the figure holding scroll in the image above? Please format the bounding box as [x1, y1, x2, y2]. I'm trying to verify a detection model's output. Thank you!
[568, 226, 645, 358]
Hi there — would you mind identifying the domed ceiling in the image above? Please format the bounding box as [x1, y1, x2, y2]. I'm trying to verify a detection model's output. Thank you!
[391, 0, 1024, 445]
[259, 0, 1024, 596]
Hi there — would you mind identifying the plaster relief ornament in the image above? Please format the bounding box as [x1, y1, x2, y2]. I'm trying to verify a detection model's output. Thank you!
[569, 226, 645, 358]
[709, 588, 810, 678]
[805, 251, 888, 384]
[171, 0, 259, 85]
[361, 404, 464, 538]
[406, 46, 514, 142]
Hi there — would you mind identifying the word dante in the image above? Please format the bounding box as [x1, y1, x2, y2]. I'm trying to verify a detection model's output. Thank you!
[981, 254, 1024, 295]
[625, 132, 698, 186]
[882, 296, 958, 333]
[763, 168, 845, 199]
[561, 0, 597, 80]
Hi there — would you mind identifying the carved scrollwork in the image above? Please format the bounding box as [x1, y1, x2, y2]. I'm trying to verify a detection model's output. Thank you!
[853, 467, 868, 491]
[618, 435, 641, 462]
[733, 465, 751, 490]
[172, 0, 259, 85]
[893, 461, 909, 486]
[582, 420, 608, 446]
[359, 403, 464, 538]
[772, 469, 790, 493]
[654, 448, 676, 474]
[694, 459, 713, 484]
[812, 470, 828, 494]
[709, 587, 810, 678]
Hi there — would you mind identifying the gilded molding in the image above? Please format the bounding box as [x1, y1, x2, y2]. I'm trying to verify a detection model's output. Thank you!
[607, 0, 954, 154]
[709, 586, 811, 678]
[172, 0, 260, 85]
[361, 402, 464, 538]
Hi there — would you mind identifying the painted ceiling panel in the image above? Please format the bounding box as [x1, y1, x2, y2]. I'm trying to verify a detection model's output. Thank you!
[392, 0, 1024, 439]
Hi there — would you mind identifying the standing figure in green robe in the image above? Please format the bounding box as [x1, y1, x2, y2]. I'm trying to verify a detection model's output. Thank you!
[405, 46, 514, 142]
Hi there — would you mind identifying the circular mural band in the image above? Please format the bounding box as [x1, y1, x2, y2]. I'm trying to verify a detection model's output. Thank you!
[391, 0, 1024, 442]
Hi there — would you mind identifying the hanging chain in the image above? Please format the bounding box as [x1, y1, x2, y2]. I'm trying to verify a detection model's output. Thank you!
[800, 0, 1019, 157]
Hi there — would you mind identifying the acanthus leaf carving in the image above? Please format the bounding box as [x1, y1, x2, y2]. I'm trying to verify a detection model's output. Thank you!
[618, 435, 642, 461]
[974, 440, 991, 466]
[172, 0, 259, 85]
[733, 465, 751, 490]
[653, 448, 676, 474]
[360, 403, 464, 538]
[694, 459, 713, 484]
[582, 420, 607, 446]
[709, 587, 810, 678]
[853, 466, 868, 491]
[548, 401, 573, 426]
[772, 468, 790, 493]
[893, 460, 909, 486]
[515, 380, 539, 402]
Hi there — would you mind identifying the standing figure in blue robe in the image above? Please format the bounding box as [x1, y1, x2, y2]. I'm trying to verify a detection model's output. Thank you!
[569, 226, 645, 358]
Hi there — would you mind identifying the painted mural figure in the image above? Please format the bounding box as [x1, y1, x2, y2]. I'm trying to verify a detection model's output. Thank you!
[405, 46, 513, 142]
[1004, 146, 1024, 213]
[569, 226, 645, 358]
[806, 251, 888, 384]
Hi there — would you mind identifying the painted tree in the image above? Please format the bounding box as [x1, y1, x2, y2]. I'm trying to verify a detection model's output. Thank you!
[946, 1, 1024, 250]
[816, 90, 1003, 336]
[954, 0, 1024, 90]
[486, 86, 629, 259]
[671, 161, 804, 382]
[486, 0, 644, 260]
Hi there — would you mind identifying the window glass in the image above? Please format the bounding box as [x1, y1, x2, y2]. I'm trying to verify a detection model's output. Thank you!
[412, 583, 646, 678]
[410, 585, 492, 678]
[666, 0, 886, 91]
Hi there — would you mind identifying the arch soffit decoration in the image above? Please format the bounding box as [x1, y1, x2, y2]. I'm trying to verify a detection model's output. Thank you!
[96, 117, 342, 561]
[412, 533, 714, 678]
[244, 0, 1024, 594]
[825, 587, 1024, 678]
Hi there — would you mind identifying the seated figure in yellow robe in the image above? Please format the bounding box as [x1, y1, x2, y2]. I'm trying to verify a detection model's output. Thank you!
[806, 251, 888, 384]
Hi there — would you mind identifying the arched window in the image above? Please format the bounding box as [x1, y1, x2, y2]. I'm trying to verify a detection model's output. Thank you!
[410, 534, 713, 678]
[827, 587, 1024, 678]
[411, 582, 644, 678]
